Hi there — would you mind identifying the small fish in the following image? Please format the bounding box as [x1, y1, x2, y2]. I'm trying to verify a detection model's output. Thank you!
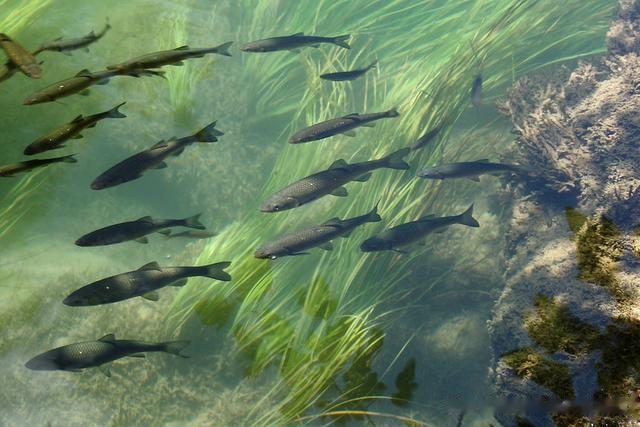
[76, 213, 206, 247]
[163, 230, 218, 240]
[23, 68, 164, 105]
[261, 148, 409, 212]
[417, 159, 528, 182]
[107, 42, 233, 71]
[24, 102, 127, 155]
[255, 204, 381, 259]
[240, 32, 350, 53]
[0, 33, 41, 78]
[26, 334, 189, 376]
[0, 154, 76, 177]
[36, 23, 112, 55]
[360, 204, 479, 253]
[63, 260, 231, 306]
[289, 108, 399, 144]
[471, 74, 483, 107]
[320, 60, 377, 81]
[90, 121, 223, 190]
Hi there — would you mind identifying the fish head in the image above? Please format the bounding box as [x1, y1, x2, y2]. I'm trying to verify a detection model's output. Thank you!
[288, 133, 311, 144]
[74, 234, 96, 247]
[359, 236, 390, 252]
[63, 290, 102, 306]
[416, 167, 444, 179]
[260, 196, 299, 213]
[25, 351, 60, 371]
[239, 42, 267, 53]
[23, 92, 51, 105]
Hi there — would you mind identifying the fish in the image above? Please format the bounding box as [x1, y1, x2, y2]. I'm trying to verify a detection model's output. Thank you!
[261, 148, 409, 212]
[416, 159, 528, 182]
[288, 108, 399, 144]
[36, 23, 112, 55]
[0, 154, 76, 177]
[0, 33, 42, 78]
[320, 60, 377, 81]
[25, 334, 189, 376]
[471, 74, 483, 107]
[76, 213, 206, 247]
[23, 68, 164, 105]
[255, 204, 381, 259]
[90, 121, 223, 190]
[163, 230, 218, 240]
[24, 102, 127, 155]
[360, 204, 479, 253]
[107, 42, 233, 71]
[63, 260, 231, 306]
[240, 32, 350, 53]
[410, 121, 448, 151]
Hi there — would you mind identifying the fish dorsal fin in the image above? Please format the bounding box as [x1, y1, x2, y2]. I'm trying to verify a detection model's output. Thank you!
[99, 333, 116, 342]
[71, 115, 84, 123]
[75, 68, 92, 77]
[138, 261, 161, 271]
[137, 215, 153, 223]
[418, 214, 436, 221]
[329, 159, 349, 170]
[322, 217, 343, 227]
[174, 45, 189, 50]
[88, 30, 96, 37]
[343, 113, 360, 118]
[290, 32, 304, 36]
[150, 139, 169, 150]
[474, 159, 490, 163]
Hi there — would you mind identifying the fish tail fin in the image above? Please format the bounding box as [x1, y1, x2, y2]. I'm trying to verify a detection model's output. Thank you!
[367, 202, 382, 223]
[202, 261, 232, 281]
[183, 213, 205, 230]
[385, 107, 400, 118]
[162, 340, 190, 358]
[213, 41, 233, 57]
[457, 204, 480, 228]
[193, 121, 224, 143]
[332, 34, 351, 49]
[60, 154, 78, 163]
[107, 102, 127, 118]
[382, 148, 410, 170]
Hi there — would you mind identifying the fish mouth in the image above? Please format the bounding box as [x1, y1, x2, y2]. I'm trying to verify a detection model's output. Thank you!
[23, 98, 39, 105]
[25, 355, 58, 371]
[90, 181, 105, 190]
[259, 206, 272, 213]
[254, 250, 269, 259]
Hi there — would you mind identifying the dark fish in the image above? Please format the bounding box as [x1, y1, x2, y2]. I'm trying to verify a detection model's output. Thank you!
[26, 334, 189, 376]
[24, 102, 127, 155]
[107, 42, 233, 71]
[0, 33, 41, 78]
[471, 74, 483, 107]
[360, 204, 479, 253]
[36, 23, 112, 55]
[240, 32, 350, 53]
[289, 108, 399, 144]
[0, 154, 76, 177]
[76, 213, 205, 247]
[261, 148, 409, 212]
[417, 159, 528, 181]
[410, 121, 447, 151]
[163, 230, 218, 240]
[255, 204, 381, 259]
[23, 68, 164, 105]
[320, 60, 377, 81]
[63, 260, 231, 306]
[90, 121, 223, 190]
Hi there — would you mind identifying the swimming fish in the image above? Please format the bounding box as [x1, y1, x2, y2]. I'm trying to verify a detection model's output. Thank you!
[240, 32, 350, 52]
[360, 205, 479, 253]
[26, 334, 189, 376]
[320, 60, 377, 81]
[288, 108, 399, 144]
[416, 159, 527, 182]
[255, 204, 381, 259]
[107, 42, 233, 71]
[91, 121, 223, 190]
[0, 154, 76, 177]
[36, 23, 112, 55]
[261, 148, 409, 212]
[76, 213, 206, 247]
[63, 260, 231, 306]
[0, 33, 42, 78]
[24, 102, 127, 155]
[163, 230, 218, 240]
[23, 68, 164, 105]
[471, 74, 483, 107]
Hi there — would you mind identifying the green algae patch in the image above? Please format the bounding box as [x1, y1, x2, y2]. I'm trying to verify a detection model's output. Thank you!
[502, 348, 574, 400]
[596, 318, 640, 398]
[194, 295, 236, 328]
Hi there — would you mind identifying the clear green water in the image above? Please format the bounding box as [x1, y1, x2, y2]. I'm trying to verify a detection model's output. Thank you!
[0, 0, 616, 425]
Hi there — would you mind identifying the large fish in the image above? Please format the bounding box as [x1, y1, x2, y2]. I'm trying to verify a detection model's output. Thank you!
[261, 148, 410, 213]
[76, 213, 206, 246]
[107, 42, 232, 71]
[417, 159, 527, 181]
[240, 32, 350, 53]
[320, 60, 377, 82]
[26, 334, 189, 376]
[360, 205, 479, 253]
[23, 68, 164, 105]
[90, 121, 223, 190]
[0, 154, 76, 177]
[63, 260, 231, 306]
[36, 23, 112, 55]
[289, 108, 399, 144]
[24, 102, 127, 155]
[255, 205, 381, 259]
[0, 33, 41, 78]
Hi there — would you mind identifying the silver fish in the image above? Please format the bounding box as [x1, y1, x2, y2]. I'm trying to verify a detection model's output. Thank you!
[255, 205, 381, 259]
[360, 205, 479, 253]
[320, 60, 377, 81]
[0, 154, 76, 177]
[36, 23, 111, 55]
[417, 159, 527, 181]
[63, 260, 231, 306]
[107, 42, 232, 71]
[241, 32, 350, 53]
[289, 108, 399, 144]
[91, 121, 223, 190]
[261, 148, 410, 213]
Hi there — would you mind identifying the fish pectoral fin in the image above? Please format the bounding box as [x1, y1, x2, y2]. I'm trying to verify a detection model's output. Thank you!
[137, 215, 153, 223]
[138, 261, 161, 271]
[341, 130, 356, 137]
[72, 134, 84, 139]
[322, 217, 343, 227]
[87, 122, 98, 128]
[330, 187, 348, 197]
[95, 79, 110, 85]
[134, 237, 149, 244]
[150, 162, 168, 169]
[150, 139, 169, 150]
[340, 230, 353, 238]
[319, 242, 334, 251]
[71, 114, 84, 123]
[157, 229, 172, 236]
[329, 159, 349, 170]
[128, 353, 146, 358]
[99, 333, 116, 342]
[141, 290, 160, 301]
[290, 32, 305, 36]
[62, 51, 73, 56]
[98, 365, 112, 377]
[474, 159, 491, 163]
[171, 147, 185, 157]
[353, 172, 372, 182]
[83, 47, 90, 52]
[63, 368, 83, 373]
[78, 89, 91, 96]
[76, 68, 92, 77]
[466, 176, 480, 182]
[174, 45, 189, 50]
[171, 278, 188, 287]
[360, 123, 376, 128]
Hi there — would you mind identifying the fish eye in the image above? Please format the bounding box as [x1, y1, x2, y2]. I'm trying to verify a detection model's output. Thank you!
[273, 205, 280, 211]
